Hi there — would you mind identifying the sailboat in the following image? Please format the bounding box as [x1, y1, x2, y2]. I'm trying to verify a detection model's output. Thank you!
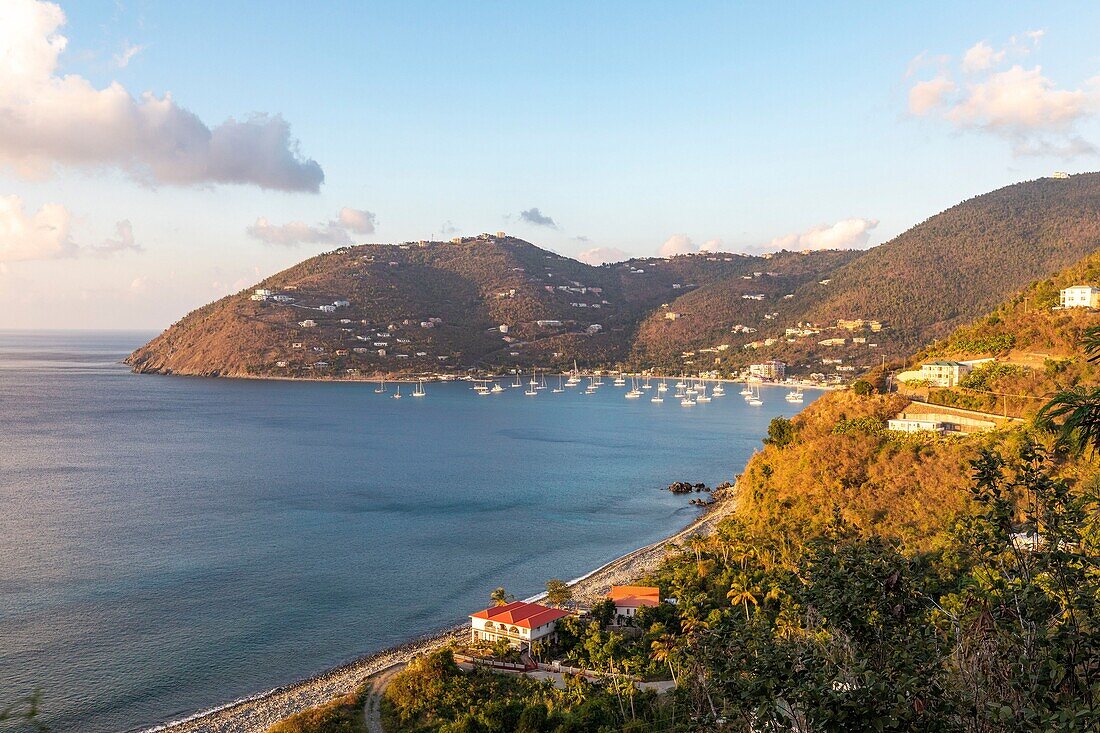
[642, 376, 653, 390]
[552, 375, 565, 393]
[584, 376, 597, 394]
[374, 378, 386, 394]
[711, 382, 725, 396]
[412, 380, 426, 397]
[696, 384, 712, 403]
[512, 372, 523, 388]
[739, 382, 753, 396]
[491, 381, 505, 393]
[748, 384, 763, 407]
[657, 380, 668, 393]
[680, 393, 696, 406]
[525, 370, 538, 396]
[625, 376, 642, 398]
[785, 386, 804, 403]
[392, 384, 402, 399]
[565, 360, 581, 387]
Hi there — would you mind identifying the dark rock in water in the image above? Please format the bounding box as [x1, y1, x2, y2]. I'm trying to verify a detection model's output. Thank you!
[667, 481, 694, 494]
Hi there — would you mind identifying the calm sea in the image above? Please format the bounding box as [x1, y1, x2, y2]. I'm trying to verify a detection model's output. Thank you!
[0, 330, 817, 732]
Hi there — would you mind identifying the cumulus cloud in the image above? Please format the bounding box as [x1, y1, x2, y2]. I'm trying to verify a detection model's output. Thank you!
[519, 207, 557, 228]
[699, 238, 724, 252]
[908, 76, 955, 114]
[0, 194, 138, 262]
[766, 218, 879, 252]
[336, 207, 377, 234]
[961, 41, 1004, 73]
[577, 246, 628, 265]
[0, 0, 324, 191]
[658, 234, 697, 258]
[907, 31, 1100, 158]
[247, 207, 377, 247]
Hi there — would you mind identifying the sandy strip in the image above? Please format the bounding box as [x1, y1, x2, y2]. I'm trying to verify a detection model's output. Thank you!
[141, 492, 734, 733]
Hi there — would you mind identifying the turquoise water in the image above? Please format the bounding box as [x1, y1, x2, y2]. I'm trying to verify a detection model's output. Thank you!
[0, 330, 818, 732]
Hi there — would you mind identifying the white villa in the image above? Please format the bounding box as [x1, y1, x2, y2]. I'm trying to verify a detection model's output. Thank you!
[918, 361, 972, 387]
[469, 601, 570, 649]
[298, 320, 317, 328]
[608, 585, 660, 625]
[1060, 286, 1100, 309]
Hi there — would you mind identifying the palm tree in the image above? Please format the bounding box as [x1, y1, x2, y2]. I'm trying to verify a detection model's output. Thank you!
[1036, 385, 1100, 455]
[490, 587, 513, 606]
[650, 633, 679, 684]
[727, 577, 759, 621]
[1082, 325, 1100, 362]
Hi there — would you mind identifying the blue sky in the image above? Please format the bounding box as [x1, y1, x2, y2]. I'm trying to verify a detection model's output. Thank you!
[2, 0, 1099, 328]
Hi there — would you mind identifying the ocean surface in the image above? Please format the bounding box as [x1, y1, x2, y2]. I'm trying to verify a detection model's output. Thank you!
[0, 330, 819, 733]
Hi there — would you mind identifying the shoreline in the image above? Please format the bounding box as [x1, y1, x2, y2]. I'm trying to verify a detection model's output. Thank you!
[141, 490, 737, 733]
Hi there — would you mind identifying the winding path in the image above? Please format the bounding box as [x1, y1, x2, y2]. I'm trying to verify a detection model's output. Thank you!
[362, 663, 405, 733]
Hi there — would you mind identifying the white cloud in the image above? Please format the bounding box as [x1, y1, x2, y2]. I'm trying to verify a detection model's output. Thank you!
[113, 41, 145, 68]
[766, 218, 878, 252]
[576, 246, 628, 265]
[0, 195, 76, 262]
[658, 234, 697, 258]
[337, 207, 377, 234]
[699, 238, 724, 252]
[0, 194, 138, 262]
[247, 207, 377, 246]
[961, 41, 1004, 73]
[908, 76, 955, 114]
[0, 0, 323, 191]
[907, 32, 1100, 158]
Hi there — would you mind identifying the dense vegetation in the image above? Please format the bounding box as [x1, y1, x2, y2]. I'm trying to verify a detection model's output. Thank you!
[266, 693, 366, 733]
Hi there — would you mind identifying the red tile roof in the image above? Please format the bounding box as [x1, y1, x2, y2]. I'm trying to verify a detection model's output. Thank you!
[608, 585, 660, 608]
[470, 600, 570, 629]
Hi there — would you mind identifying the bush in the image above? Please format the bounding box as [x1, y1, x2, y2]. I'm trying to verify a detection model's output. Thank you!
[266, 693, 365, 733]
[765, 416, 796, 447]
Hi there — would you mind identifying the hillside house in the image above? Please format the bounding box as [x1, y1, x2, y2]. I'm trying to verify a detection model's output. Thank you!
[918, 360, 973, 387]
[818, 338, 846, 346]
[298, 320, 317, 328]
[536, 320, 563, 327]
[254, 289, 273, 297]
[1060, 286, 1100, 309]
[608, 585, 660, 625]
[469, 601, 570, 649]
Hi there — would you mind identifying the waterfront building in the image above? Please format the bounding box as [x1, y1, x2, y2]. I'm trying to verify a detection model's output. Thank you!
[469, 601, 570, 649]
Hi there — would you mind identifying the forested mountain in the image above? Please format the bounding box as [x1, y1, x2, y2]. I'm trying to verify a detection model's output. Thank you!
[128, 173, 1100, 380]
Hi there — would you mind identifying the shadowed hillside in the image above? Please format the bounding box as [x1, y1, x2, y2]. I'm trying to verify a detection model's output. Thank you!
[128, 174, 1100, 379]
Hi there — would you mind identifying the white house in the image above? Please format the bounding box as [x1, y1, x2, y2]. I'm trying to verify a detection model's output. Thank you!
[887, 417, 946, 434]
[334, 300, 351, 307]
[469, 601, 570, 649]
[608, 585, 660, 625]
[319, 305, 337, 313]
[254, 289, 273, 297]
[919, 360, 972, 387]
[1060, 286, 1100, 309]
[298, 320, 317, 328]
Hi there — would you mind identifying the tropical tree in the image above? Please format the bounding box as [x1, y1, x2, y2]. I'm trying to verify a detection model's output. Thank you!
[489, 586, 513, 606]
[545, 578, 572, 608]
[726, 576, 758, 621]
[650, 632, 680, 684]
[1036, 385, 1100, 454]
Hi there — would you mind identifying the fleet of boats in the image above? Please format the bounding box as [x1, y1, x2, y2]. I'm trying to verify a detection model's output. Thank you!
[365, 368, 807, 408]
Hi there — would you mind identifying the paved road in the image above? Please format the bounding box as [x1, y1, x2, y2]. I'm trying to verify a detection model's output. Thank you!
[362, 663, 406, 733]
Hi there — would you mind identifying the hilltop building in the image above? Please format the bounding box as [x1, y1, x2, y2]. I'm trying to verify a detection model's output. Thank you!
[469, 601, 570, 649]
[1060, 285, 1100, 309]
